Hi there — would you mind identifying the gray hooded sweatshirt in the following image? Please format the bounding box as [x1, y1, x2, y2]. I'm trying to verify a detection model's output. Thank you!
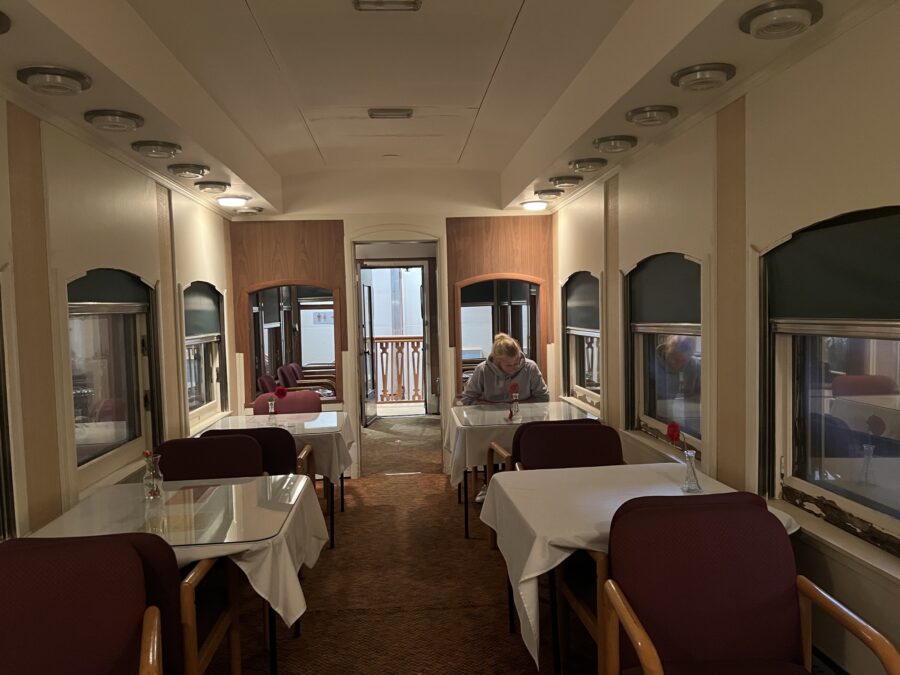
[461, 356, 549, 405]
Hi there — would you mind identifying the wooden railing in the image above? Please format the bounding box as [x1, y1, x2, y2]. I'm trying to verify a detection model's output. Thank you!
[374, 335, 424, 403]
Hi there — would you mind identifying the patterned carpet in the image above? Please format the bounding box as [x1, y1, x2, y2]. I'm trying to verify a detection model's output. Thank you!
[207, 415, 575, 674]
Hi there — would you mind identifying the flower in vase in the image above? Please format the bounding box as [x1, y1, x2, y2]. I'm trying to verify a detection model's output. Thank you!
[666, 421, 681, 445]
[508, 381, 520, 400]
[274, 385, 288, 399]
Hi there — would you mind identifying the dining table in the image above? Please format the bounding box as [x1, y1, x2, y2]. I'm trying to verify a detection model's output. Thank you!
[480, 462, 799, 668]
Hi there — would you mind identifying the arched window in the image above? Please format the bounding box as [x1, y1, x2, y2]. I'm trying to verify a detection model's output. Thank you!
[184, 282, 226, 427]
[562, 272, 601, 406]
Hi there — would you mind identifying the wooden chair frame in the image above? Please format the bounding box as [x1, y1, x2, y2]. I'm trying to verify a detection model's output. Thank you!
[140, 606, 162, 675]
[181, 558, 243, 675]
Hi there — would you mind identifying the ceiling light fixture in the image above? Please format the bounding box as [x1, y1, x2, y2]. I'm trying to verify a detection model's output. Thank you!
[568, 158, 608, 173]
[17, 66, 91, 96]
[625, 105, 679, 127]
[131, 140, 182, 159]
[535, 189, 564, 200]
[670, 63, 736, 91]
[217, 195, 250, 208]
[235, 206, 264, 215]
[520, 200, 549, 212]
[592, 136, 637, 153]
[0, 12, 11, 35]
[739, 0, 822, 39]
[195, 181, 231, 194]
[167, 163, 210, 179]
[84, 109, 144, 132]
[368, 108, 413, 119]
[550, 176, 584, 188]
[353, 0, 422, 11]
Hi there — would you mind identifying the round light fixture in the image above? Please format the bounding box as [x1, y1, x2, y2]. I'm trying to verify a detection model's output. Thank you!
[550, 175, 584, 189]
[535, 188, 564, 200]
[625, 105, 679, 127]
[592, 136, 637, 153]
[131, 140, 182, 159]
[568, 157, 608, 173]
[739, 0, 822, 39]
[83, 109, 144, 132]
[520, 200, 549, 212]
[0, 12, 10, 35]
[670, 63, 736, 91]
[195, 180, 231, 194]
[167, 163, 210, 179]
[217, 195, 250, 208]
[16, 66, 91, 96]
[236, 206, 264, 215]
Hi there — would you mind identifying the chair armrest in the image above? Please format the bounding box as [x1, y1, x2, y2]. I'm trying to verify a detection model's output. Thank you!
[297, 443, 313, 475]
[797, 575, 900, 675]
[514, 461, 524, 471]
[139, 606, 162, 675]
[488, 442, 512, 466]
[603, 579, 664, 675]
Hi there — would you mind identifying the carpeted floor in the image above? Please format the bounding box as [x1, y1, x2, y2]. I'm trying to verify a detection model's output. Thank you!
[208, 415, 576, 674]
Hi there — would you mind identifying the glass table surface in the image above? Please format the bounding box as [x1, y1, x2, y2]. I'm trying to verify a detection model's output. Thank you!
[458, 401, 595, 427]
[210, 411, 343, 434]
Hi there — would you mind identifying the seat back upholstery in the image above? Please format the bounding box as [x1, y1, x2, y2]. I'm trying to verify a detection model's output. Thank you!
[608, 492, 802, 668]
[251, 390, 323, 415]
[157, 435, 264, 481]
[277, 365, 296, 388]
[832, 374, 898, 396]
[289, 362, 303, 380]
[257, 374, 277, 393]
[202, 427, 297, 475]
[0, 538, 149, 675]
[512, 419, 623, 469]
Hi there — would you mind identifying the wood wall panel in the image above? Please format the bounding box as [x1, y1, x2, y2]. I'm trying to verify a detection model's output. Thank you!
[446, 215, 553, 391]
[230, 220, 346, 404]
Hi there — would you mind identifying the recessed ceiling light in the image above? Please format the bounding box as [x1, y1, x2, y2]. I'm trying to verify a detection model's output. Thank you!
[368, 108, 413, 119]
[535, 189, 564, 200]
[625, 105, 679, 127]
[195, 181, 231, 194]
[568, 158, 608, 173]
[217, 195, 250, 208]
[16, 66, 91, 96]
[592, 136, 637, 153]
[236, 206, 264, 215]
[739, 0, 822, 39]
[83, 109, 144, 132]
[131, 140, 182, 159]
[550, 176, 584, 189]
[167, 163, 210, 179]
[520, 200, 548, 212]
[670, 63, 736, 91]
[353, 0, 421, 10]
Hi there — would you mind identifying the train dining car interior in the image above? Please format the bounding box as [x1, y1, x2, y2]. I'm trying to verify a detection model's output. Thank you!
[0, 0, 898, 673]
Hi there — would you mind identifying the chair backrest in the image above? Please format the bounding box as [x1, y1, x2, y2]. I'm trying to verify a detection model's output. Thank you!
[0, 537, 149, 675]
[512, 419, 623, 469]
[608, 492, 801, 668]
[277, 365, 296, 388]
[156, 435, 264, 481]
[257, 373, 277, 393]
[289, 362, 303, 380]
[202, 427, 297, 475]
[251, 390, 323, 415]
[832, 374, 898, 397]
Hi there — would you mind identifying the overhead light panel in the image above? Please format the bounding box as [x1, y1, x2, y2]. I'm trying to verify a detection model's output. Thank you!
[353, 0, 422, 10]
[131, 140, 182, 159]
[520, 200, 548, 212]
[670, 63, 736, 91]
[535, 189, 564, 200]
[568, 158, 608, 173]
[625, 105, 679, 127]
[217, 195, 250, 208]
[368, 108, 413, 119]
[195, 181, 231, 194]
[550, 176, 583, 188]
[236, 206, 264, 215]
[84, 109, 144, 132]
[739, 0, 822, 39]
[17, 66, 91, 96]
[592, 136, 637, 153]
[168, 164, 210, 179]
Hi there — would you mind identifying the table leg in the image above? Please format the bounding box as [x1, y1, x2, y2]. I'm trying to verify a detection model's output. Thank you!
[268, 605, 278, 675]
[507, 580, 516, 634]
[548, 570, 561, 675]
[340, 474, 345, 512]
[457, 482, 462, 504]
[463, 470, 469, 538]
[327, 478, 335, 548]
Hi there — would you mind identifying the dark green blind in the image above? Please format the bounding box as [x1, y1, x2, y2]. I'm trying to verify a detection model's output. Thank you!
[766, 207, 900, 320]
[461, 281, 494, 304]
[67, 268, 150, 304]
[565, 272, 600, 331]
[629, 253, 700, 324]
[184, 282, 221, 337]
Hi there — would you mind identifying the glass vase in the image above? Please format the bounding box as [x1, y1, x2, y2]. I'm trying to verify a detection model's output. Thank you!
[861, 443, 875, 484]
[511, 393, 520, 416]
[143, 454, 163, 500]
[681, 448, 702, 493]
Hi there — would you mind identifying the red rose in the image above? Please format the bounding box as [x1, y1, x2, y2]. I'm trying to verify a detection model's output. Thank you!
[508, 382, 520, 395]
[666, 421, 681, 444]
[142, 450, 152, 458]
[274, 386, 288, 399]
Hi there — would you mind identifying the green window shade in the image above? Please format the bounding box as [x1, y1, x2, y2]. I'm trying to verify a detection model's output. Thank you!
[67, 268, 150, 304]
[766, 207, 900, 320]
[629, 253, 700, 324]
[565, 272, 600, 331]
[461, 281, 494, 304]
[184, 281, 222, 337]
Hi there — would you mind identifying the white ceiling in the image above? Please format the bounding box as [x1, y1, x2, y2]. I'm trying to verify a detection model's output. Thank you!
[0, 0, 888, 216]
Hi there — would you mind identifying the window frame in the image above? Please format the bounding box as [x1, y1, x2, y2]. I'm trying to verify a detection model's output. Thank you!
[185, 333, 222, 428]
[565, 327, 602, 408]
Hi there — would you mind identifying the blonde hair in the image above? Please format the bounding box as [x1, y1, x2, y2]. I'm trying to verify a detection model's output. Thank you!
[491, 333, 522, 360]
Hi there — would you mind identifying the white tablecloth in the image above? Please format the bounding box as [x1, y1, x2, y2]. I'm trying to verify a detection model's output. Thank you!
[480, 463, 799, 665]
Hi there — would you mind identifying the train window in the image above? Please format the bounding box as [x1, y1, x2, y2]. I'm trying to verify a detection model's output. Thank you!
[184, 282, 226, 428]
[563, 272, 601, 409]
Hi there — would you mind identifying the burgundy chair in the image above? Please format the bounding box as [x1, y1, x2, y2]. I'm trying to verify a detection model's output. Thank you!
[289, 362, 304, 380]
[251, 390, 323, 415]
[832, 374, 898, 397]
[156, 435, 264, 481]
[277, 365, 297, 389]
[0, 537, 161, 675]
[202, 426, 311, 476]
[602, 492, 900, 675]
[257, 373, 277, 394]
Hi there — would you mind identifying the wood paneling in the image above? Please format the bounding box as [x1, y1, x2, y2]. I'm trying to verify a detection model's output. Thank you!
[7, 103, 62, 527]
[230, 220, 346, 404]
[155, 184, 182, 440]
[446, 215, 553, 392]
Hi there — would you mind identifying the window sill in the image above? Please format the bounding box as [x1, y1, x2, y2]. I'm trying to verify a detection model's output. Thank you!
[190, 410, 233, 437]
[560, 396, 603, 420]
[78, 457, 145, 501]
[619, 429, 681, 465]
